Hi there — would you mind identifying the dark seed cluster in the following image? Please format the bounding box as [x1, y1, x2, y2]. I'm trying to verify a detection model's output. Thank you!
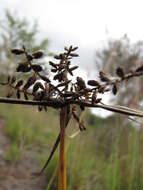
[1, 45, 143, 176]
[1, 45, 143, 121]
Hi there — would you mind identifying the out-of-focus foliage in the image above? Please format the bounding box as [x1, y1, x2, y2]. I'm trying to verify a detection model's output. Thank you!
[95, 35, 143, 107]
[1, 104, 143, 190]
[0, 10, 49, 76]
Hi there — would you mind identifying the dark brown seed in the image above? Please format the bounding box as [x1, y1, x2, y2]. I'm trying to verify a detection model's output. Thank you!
[112, 84, 118, 95]
[15, 80, 24, 88]
[32, 65, 43, 72]
[32, 50, 44, 59]
[16, 89, 21, 99]
[87, 80, 100, 86]
[135, 65, 143, 72]
[11, 49, 24, 55]
[16, 63, 31, 72]
[116, 67, 124, 78]
[69, 53, 79, 57]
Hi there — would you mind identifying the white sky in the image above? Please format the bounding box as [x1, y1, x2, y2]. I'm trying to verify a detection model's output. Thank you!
[1, 0, 143, 46]
[1, 0, 143, 117]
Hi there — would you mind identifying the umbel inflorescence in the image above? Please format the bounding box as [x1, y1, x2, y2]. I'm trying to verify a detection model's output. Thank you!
[1, 45, 143, 114]
[1, 45, 143, 176]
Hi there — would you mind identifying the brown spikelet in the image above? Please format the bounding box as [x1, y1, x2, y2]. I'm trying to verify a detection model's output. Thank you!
[11, 48, 24, 55]
[88, 80, 100, 86]
[32, 65, 43, 72]
[16, 63, 31, 72]
[32, 50, 44, 59]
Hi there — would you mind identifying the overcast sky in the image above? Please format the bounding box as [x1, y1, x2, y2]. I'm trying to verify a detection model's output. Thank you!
[1, 0, 143, 68]
[1, 0, 143, 116]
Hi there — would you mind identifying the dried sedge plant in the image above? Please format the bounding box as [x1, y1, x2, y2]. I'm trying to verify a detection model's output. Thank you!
[1, 45, 143, 190]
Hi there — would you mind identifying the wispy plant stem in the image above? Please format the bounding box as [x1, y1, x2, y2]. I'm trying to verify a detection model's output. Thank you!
[58, 107, 67, 190]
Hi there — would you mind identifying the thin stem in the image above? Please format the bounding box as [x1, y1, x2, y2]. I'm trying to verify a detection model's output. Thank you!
[58, 107, 67, 190]
[0, 97, 143, 117]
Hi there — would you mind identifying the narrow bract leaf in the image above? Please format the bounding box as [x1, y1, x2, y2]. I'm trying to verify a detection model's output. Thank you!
[69, 66, 78, 72]
[71, 46, 78, 51]
[69, 53, 79, 57]
[49, 61, 57, 69]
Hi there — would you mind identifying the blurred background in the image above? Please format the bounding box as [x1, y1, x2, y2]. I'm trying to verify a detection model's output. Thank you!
[0, 0, 143, 189]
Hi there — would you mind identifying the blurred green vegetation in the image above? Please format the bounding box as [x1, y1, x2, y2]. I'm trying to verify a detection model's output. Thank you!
[0, 104, 143, 190]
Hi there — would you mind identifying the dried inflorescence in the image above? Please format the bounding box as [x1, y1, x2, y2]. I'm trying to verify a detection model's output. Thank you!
[1, 45, 143, 175]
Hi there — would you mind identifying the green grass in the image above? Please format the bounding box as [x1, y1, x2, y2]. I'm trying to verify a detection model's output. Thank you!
[0, 104, 143, 189]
